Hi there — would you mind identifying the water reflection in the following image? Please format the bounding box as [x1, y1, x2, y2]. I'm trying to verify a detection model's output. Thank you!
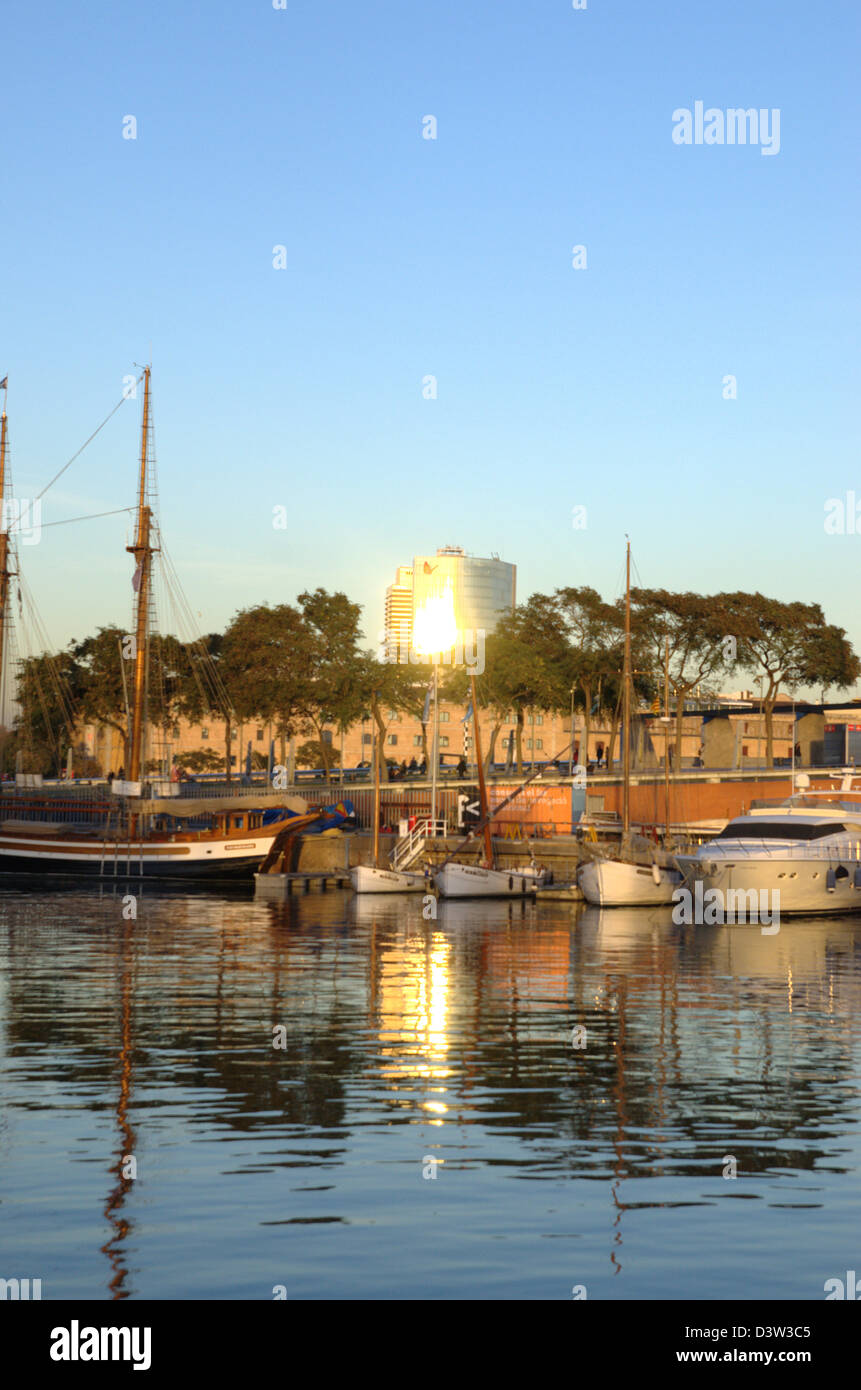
[1, 886, 860, 1298]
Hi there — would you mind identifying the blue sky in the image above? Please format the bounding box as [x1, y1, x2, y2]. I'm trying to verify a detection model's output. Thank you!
[1, 0, 859, 671]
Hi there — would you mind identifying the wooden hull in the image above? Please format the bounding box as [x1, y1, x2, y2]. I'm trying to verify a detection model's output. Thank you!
[578, 858, 681, 907]
[350, 865, 427, 893]
[0, 819, 298, 880]
[434, 863, 546, 898]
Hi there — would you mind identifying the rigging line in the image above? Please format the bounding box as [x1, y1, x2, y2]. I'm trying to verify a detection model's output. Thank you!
[6, 377, 145, 538]
[37, 507, 135, 529]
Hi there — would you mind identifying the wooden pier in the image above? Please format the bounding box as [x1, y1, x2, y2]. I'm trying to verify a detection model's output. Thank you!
[254, 871, 351, 899]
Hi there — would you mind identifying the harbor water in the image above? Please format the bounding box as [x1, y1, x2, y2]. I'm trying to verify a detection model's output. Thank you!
[1, 885, 860, 1300]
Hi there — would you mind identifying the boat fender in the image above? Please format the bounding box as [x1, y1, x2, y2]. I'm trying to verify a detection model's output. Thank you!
[508, 876, 513, 891]
[651, 862, 661, 886]
[826, 867, 836, 894]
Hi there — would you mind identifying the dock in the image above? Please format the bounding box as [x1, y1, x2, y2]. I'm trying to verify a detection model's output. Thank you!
[254, 871, 351, 899]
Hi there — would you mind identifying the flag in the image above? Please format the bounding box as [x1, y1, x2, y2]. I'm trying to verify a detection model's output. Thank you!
[461, 701, 473, 723]
[423, 560, 437, 575]
[422, 690, 431, 724]
[0, 377, 7, 390]
[131, 564, 143, 592]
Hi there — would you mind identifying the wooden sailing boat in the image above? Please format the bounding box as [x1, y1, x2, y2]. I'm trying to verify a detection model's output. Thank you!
[434, 673, 550, 898]
[577, 541, 681, 907]
[350, 719, 426, 892]
[0, 369, 308, 878]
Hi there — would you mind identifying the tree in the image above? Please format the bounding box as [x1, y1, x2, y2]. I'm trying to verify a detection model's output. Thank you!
[296, 589, 366, 784]
[296, 739, 341, 770]
[720, 594, 860, 765]
[550, 587, 623, 765]
[72, 626, 132, 756]
[14, 648, 82, 772]
[180, 748, 225, 773]
[442, 604, 563, 775]
[221, 604, 317, 773]
[629, 590, 732, 769]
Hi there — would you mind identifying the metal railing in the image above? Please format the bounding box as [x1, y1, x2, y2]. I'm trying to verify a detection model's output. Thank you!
[699, 839, 861, 861]
[391, 818, 447, 871]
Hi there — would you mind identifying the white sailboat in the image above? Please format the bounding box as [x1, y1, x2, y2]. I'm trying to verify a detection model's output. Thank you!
[578, 855, 680, 907]
[434, 860, 546, 898]
[577, 542, 681, 908]
[434, 674, 550, 899]
[350, 724, 426, 893]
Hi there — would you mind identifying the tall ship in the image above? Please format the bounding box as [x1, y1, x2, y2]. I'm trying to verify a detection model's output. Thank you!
[0, 369, 311, 878]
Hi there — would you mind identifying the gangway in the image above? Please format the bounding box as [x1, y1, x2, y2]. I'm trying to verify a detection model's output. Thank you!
[390, 817, 447, 871]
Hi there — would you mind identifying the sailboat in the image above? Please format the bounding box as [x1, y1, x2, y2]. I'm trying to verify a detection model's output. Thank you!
[434, 674, 551, 898]
[350, 722, 427, 892]
[0, 369, 308, 878]
[577, 541, 681, 907]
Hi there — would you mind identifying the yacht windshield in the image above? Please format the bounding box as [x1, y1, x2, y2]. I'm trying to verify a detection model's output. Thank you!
[719, 821, 846, 841]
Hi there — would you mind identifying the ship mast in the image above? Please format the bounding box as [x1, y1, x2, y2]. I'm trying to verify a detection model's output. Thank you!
[470, 673, 495, 868]
[126, 368, 153, 785]
[622, 538, 631, 836]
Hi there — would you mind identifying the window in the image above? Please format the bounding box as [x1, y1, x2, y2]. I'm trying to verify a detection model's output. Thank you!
[535, 739, 543, 750]
[439, 736, 450, 748]
[322, 730, 333, 745]
[362, 732, 372, 745]
[230, 755, 236, 766]
[201, 728, 209, 740]
[172, 726, 180, 738]
[387, 734, 398, 746]
[387, 710, 400, 721]
[742, 745, 749, 756]
[413, 735, 423, 747]
[535, 715, 543, 726]
[719, 820, 846, 841]
[230, 729, 237, 741]
[501, 736, 510, 747]
[256, 728, 264, 741]
[439, 711, 450, 723]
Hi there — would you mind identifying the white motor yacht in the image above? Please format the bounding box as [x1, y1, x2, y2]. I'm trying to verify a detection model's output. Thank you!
[675, 793, 861, 916]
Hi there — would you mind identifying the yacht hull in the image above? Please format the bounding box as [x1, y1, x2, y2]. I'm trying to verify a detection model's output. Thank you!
[675, 854, 861, 916]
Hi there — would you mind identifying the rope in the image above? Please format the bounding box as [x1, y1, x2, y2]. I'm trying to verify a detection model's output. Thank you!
[6, 378, 143, 538]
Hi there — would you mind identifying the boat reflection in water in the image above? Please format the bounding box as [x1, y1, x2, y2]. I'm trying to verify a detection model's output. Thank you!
[2, 887, 861, 1299]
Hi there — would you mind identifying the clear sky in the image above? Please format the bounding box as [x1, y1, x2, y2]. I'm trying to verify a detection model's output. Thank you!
[2, 1, 859, 669]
